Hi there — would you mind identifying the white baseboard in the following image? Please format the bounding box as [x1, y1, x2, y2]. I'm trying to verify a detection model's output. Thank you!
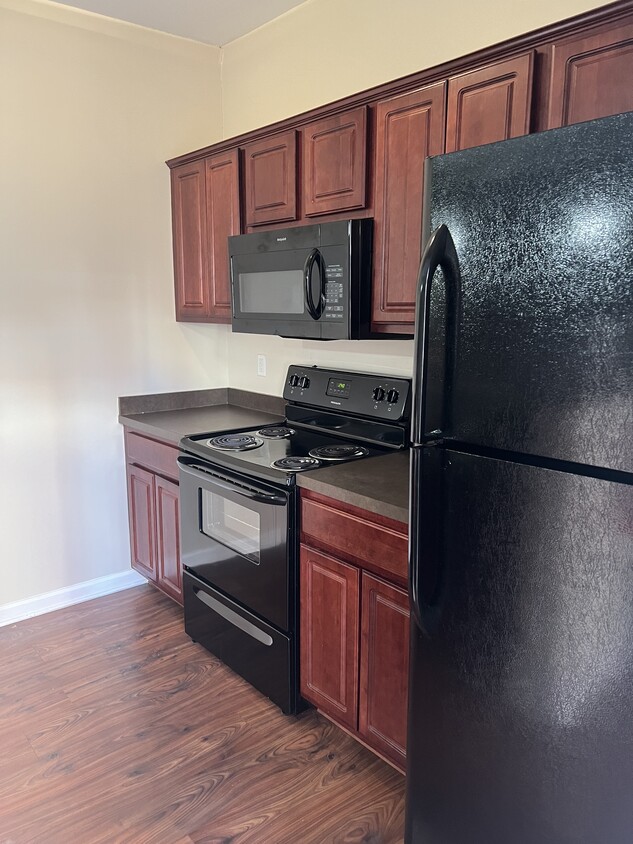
[0, 569, 148, 628]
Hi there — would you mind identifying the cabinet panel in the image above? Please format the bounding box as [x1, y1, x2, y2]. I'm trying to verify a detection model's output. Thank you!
[446, 53, 534, 153]
[155, 476, 182, 604]
[372, 83, 446, 331]
[300, 545, 360, 731]
[547, 21, 633, 129]
[171, 161, 208, 320]
[359, 573, 410, 771]
[301, 496, 408, 584]
[243, 130, 297, 226]
[126, 464, 157, 582]
[124, 430, 179, 479]
[205, 149, 240, 321]
[303, 107, 367, 216]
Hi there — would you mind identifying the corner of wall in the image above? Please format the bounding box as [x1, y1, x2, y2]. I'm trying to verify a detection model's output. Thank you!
[219, 46, 226, 140]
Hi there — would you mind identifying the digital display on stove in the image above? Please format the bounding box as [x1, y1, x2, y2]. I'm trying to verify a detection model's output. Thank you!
[326, 377, 351, 398]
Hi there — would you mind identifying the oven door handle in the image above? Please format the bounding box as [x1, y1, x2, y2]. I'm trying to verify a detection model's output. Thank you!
[177, 456, 288, 505]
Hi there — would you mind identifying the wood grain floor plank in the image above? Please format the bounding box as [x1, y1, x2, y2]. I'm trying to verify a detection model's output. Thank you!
[0, 585, 405, 844]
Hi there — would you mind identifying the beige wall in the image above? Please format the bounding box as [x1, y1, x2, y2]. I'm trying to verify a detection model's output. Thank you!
[0, 0, 224, 609]
[221, 0, 602, 135]
[220, 0, 603, 395]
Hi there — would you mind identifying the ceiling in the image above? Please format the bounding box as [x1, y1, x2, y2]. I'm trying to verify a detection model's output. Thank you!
[53, 0, 310, 46]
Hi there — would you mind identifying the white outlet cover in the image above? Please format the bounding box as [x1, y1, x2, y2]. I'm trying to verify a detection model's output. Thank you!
[257, 355, 267, 376]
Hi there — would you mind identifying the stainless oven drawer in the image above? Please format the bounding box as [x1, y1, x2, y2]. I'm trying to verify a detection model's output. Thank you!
[183, 571, 297, 715]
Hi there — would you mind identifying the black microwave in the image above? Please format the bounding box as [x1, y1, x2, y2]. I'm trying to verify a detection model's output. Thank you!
[229, 219, 372, 340]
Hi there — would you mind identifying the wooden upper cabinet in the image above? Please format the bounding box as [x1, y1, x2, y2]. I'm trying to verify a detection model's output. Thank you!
[171, 160, 209, 321]
[171, 152, 239, 324]
[546, 20, 633, 129]
[446, 52, 534, 152]
[243, 130, 298, 226]
[205, 149, 240, 321]
[371, 83, 446, 332]
[302, 106, 368, 216]
[359, 573, 410, 771]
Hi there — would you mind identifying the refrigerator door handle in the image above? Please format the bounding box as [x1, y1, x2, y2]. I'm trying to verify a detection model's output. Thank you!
[409, 446, 445, 637]
[412, 223, 461, 445]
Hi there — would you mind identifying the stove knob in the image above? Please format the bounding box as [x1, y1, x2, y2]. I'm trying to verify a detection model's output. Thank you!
[289, 374, 299, 387]
[372, 387, 385, 402]
[387, 389, 400, 404]
[299, 376, 310, 389]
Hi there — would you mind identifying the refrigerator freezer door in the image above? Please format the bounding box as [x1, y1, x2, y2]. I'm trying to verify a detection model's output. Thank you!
[421, 112, 633, 472]
[406, 446, 633, 844]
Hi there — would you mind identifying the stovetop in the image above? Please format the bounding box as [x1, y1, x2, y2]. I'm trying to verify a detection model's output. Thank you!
[179, 366, 411, 486]
[180, 423, 395, 485]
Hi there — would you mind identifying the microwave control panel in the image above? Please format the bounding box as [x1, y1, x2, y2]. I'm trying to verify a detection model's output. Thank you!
[323, 264, 345, 321]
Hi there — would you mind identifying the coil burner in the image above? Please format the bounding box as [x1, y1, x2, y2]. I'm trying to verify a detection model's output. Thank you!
[308, 443, 369, 461]
[257, 426, 296, 439]
[205, 433, 264, 451]
[271, 456, 321, 472]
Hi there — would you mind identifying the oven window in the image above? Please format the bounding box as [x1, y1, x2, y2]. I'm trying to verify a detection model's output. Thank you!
[238, 270, 304, 314]
[200, 490, 261, 564]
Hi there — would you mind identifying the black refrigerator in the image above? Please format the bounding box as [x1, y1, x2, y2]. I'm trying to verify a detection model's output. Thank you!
[406, 112, 633, 844]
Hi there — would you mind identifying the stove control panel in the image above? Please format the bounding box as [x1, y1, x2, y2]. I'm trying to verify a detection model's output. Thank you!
[283, 365, 411, 422]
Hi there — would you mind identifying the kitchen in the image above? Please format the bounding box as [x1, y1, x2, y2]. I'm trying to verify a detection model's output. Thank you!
[2, 0, 632, 841]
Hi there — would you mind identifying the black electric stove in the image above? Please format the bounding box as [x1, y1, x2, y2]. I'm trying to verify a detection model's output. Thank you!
[177, 365, 411, 715]
[180, 364, 412, 486]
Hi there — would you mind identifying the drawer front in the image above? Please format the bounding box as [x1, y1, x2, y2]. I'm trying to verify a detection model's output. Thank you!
[124, 429, 179, 479]
[301, 496, 408, 582]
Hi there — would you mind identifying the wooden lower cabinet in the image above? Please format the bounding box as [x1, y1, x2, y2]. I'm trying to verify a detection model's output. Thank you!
[154, 475, 182, 604]
[124, 429, 183, 605]
[299, 491, 410, 771]
[300, 546, 360, 731]
[359, 573, 410, 771]
[127, 463, 157, 582]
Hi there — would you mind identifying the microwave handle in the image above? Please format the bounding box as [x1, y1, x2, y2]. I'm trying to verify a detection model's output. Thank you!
[304, 248, 326, 320]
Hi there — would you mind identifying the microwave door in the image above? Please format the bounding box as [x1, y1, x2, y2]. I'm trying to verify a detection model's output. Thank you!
[230, 249, 326, 338]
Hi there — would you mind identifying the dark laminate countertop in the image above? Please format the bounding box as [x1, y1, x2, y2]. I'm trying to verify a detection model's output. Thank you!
[297, 450, 410, 525]
[118, 388, 285, 445]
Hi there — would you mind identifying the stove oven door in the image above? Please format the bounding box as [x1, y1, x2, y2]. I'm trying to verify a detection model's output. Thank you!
[177, 455, 291, 632]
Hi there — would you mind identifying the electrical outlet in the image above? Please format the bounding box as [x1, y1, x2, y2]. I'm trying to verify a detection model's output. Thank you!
[257, 354, 267, 377]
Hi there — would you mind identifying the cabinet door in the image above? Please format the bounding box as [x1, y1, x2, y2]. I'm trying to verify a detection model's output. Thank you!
[155, 476, 182, 605]
[303, 106, 367, 216]
[243, 130, 297, 226]
[205, 149, 240, 322]
[446, 53, 534, 153]
[359, 573, 410, 771]
[171, 160, 209, 321]
[371, 83, 446, 332]
[126, 463, 157, 582]
[300, 545, 360, 731]
[547, 21, 633, 129]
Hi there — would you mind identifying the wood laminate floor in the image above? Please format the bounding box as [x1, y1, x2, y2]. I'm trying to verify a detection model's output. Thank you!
[0, 585, 405, 844]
